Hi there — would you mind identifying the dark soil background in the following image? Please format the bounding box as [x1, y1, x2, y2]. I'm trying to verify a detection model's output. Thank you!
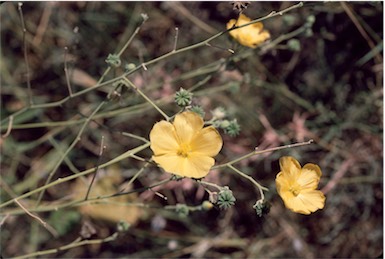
[1, 2, 383, 258]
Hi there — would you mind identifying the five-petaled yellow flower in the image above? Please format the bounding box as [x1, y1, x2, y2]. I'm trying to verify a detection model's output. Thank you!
[226, 13, 270, 48]
[150, 111, 223, 179]
[276, 156, 326, 215]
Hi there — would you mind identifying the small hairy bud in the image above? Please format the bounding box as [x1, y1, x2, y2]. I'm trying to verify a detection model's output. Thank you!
[253, 200, 271, 217]
[175, 203, 189, 217]
[117, 220, 131, 232]
[105, 53, 121, 67]
[190, 106, 205, 118]
[217, 186, 236, 209]
[175, 88, 193, 107]
[224, 119, 241, 137]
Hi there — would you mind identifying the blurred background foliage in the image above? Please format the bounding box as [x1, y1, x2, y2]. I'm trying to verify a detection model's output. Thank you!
[1, 2, 383, 258]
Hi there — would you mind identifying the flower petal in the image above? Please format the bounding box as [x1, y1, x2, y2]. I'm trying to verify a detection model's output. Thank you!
[283, 190, 325, 215]
[149, 120, 179, 155]
[283, 196, 312, 215]
[237, 13, 251, 25]
[173, 112, 204, 144]
[296, 190, 326, 213]
[190, 126, 223, 157]
[250, 31, 270, 47]
[303, 163, 322, 177]
[298, 165, 322, 190]
[153, 153, 214, 179]
[182, 154, 215, 178]
[226, 19, 237, 30]
[276, 171, 291, 193]
[227, 14, 270, 48]
[152, 153, 183, 175]
[279, 156, 301, 180]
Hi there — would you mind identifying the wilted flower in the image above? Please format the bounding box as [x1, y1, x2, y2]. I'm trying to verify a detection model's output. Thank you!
[150, 111, 223, 179]
[276, 156, 326, 215]
[227, 14, 270, 48]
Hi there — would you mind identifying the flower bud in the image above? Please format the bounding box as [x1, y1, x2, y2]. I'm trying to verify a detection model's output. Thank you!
[105, 53, 121, 67]
[175, 203, 189, 217]
[217, 186, 236, 209]
[117, 220, 130, 232]
[287, 39, 301, 52]
[253, 200, 271, 217]
[201, 200, 214, 211]
[175, 88, 193, 107]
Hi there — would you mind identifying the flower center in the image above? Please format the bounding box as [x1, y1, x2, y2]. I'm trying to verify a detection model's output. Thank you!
[289, 184, 301, 197]
[177, 143, 191, 158]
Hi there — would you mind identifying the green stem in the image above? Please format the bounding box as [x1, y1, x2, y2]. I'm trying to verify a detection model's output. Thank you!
[197, 180, 223, 191]
[122, 77, 170, 121]
[213, 140, 313, 169]
[121, 132, 150, 143]
[119, 161, 150, 193]
[0, 176, 172, 216]
[13, 233, 119, 259]
[227, 164, 267, 201]
[1, 2, 304, 129]
[0, 143, 150, 209]
[122, 2, 304, 78]
[34, 101, 106, 208]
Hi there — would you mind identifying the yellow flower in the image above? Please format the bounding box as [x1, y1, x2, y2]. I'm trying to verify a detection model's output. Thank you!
[150, 111, 223, 179]
[226, 13, 270, 48]
[276, 156, 326, 215]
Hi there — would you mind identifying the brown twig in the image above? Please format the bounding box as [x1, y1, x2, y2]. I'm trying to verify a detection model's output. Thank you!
[85, 136, 106, 200]
[14, 199, 58, 237]
[168, 2, 217, 34]
[32, 2, 54, 46]
[340, 2, 382, 64]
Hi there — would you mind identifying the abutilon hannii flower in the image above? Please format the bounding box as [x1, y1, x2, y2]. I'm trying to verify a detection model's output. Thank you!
[276, 156, 326, 215]
[227, 13, 270, 48]
[150, 111, 223, 179]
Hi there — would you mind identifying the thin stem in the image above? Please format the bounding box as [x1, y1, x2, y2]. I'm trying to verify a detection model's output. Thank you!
[206, 42, 235, 54]
[64, 46, 73, 96]
[173, 27, 179, 52]
[213, 140, 314, 169]
[14, 199, 58, 237]
[341, 2, 382, 64]
[197, 180, 223, 191]
[35, 101, 107, 208]
[0, 175, 171, 216]
[122, 2, 304, 78]
[98, 14, 148, 84]
[48, 136, 80, 174]
[84, 136, 106, 200]
[1, 115, 13, 138]
[0, 143, 151, 209]
[1, 2, 304, 128]
[121, 132, 150, 143]
[13, 233, 119, 259]
[18, 2, 33, 106]
[1, 77, 118, 126]
[122, 77, 170, 120]
[164, 203, 203, 212]
[119, 161, 150, 193]
[227, 165, 267, 201]
[118, 18, 147, 57]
